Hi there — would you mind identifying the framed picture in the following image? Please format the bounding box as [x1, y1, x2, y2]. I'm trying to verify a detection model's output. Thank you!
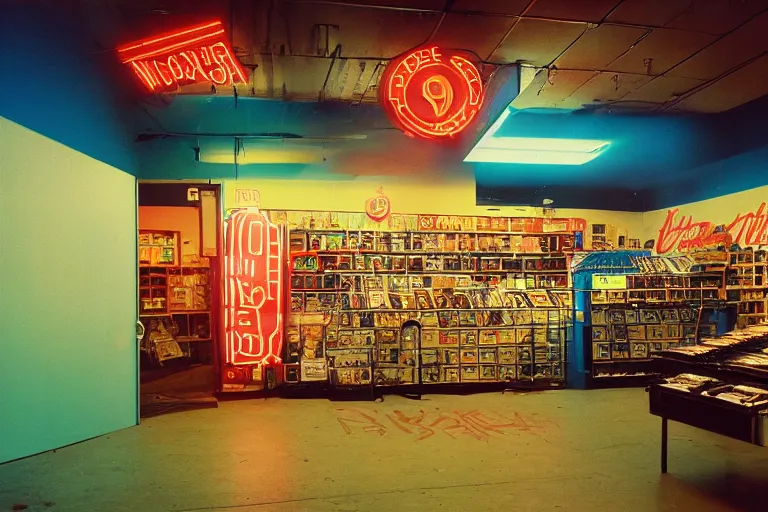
[661, 309, 680, 324]
[640, 309, 662, 324]
[460, 365, 479, 381]
[499, 365, 517, 382]
[480, 365, 498, 381]
[442, 349, 459, 365]
[460, 349, 478, 364]
[630, 342, 649, 359]
[592, 326, 608, 341]
[498, 347, 517, 364]
[593, 343, 611, 360]
[625, 309, 640, 325]
[627, 325, 646, 341]
[479, 348, 497, 364]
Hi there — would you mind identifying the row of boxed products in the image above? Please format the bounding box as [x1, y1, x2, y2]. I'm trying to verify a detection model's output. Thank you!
[291, 289, 571, 312]
[592, 323, 716, 342]
[593, 340, 695, 360]
[291, 311, 568, 331]
[292, 253, 568, 272]
[592, 307, 700, 325]
[287, 363, 564, 386]
[291, 231, 570, 253]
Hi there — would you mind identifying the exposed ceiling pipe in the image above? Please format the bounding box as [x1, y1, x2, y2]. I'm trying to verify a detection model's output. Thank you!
[319, 44, 342, 101]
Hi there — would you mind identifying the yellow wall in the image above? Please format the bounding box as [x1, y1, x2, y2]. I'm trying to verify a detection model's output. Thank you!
[642, 185, 768, 252]
[222, 177, 645, 239]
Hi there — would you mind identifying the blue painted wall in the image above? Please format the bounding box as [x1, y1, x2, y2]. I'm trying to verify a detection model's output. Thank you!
[0, 4, 137, 175]
[0, 5, 139, 463]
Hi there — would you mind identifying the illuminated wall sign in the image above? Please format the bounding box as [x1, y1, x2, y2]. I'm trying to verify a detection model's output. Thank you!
[365, 189, 391, 222]
[380, 46, 484, 140]
[224, 209, 284, 368]
[118, 21, 247, 93]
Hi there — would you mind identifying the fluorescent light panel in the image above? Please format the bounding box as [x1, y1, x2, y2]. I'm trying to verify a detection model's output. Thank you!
[466, 147, 604, 166]
[465, 106, 611, 165]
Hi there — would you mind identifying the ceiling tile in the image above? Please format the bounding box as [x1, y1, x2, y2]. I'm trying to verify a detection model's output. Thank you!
[554, 24, 648, 70]
[605, 28, 716, 75]
[620, 76, 705, 105]
[431, 14, 516, 58]
[668, 53, 768, 112]
[330, 0, 446, 9]
[561, 72, 653, 109]
[527, 0, 622, 22]
[605, 0, 691, 27]
[664, 0, 768, 35]
[450, 0, 530, 15]
[490, 19, 587, 65]
[281, 5, 440, 59]
[667, 11, 768, 80]
[512, 69, 597, 108]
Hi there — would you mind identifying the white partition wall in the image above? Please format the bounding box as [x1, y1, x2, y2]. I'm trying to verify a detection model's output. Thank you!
[0, 117, 138, 463]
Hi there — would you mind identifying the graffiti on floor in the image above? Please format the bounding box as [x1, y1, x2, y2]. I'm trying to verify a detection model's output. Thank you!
[335, 407, 554, 441]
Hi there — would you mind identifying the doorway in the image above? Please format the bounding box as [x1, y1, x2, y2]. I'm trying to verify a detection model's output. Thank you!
[137, 183, 222, 416]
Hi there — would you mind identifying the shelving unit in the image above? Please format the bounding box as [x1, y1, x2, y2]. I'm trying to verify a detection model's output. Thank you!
[575, 253, 725, 385]
[727, 250, 767, 329]
[283, 226, 576, 389]
[138, 229, 213, 364]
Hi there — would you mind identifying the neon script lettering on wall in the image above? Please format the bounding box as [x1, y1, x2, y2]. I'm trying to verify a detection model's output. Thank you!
[380, 46, 484, 139]
[224, 209, 284, 366]
[117, 21, 247, 93]
[656, 203, 768, 254]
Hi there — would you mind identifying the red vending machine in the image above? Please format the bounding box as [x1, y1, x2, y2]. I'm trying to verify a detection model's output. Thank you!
[221, 208, 285, 391]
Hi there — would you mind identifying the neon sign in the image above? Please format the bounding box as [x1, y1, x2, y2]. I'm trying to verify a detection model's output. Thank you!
[118, 21, 247, 93]
[380, 46, 484, 140]
[365, 189, 391, 222]
[224, 209, 284, 367]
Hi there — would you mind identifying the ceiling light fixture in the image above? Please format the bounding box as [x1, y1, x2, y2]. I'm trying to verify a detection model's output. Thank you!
[464, 106, 611, 165]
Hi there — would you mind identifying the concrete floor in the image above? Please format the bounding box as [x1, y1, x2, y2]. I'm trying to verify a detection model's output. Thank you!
[1, 389, 767, 512]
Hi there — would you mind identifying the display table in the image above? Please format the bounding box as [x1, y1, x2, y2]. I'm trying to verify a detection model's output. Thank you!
[647, 324, 768, 473]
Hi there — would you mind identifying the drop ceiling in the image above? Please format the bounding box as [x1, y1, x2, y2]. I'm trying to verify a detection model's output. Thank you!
[89, 0, 768, 113]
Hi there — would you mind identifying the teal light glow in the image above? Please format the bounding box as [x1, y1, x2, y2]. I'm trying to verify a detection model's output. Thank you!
[466, 147, 608, 165]
[464, 107, 611, 165]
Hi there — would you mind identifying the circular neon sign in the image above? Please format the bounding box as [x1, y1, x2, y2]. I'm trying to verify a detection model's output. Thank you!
[380, 46, 484, 140]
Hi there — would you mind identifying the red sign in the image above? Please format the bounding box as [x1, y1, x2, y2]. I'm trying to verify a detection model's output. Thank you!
[118, 21, 247, 93]
[656, 203, 767, 254]
[365, 190, 391, 222]
[380, 46, 484, 140]
[224, 209, 284, 367]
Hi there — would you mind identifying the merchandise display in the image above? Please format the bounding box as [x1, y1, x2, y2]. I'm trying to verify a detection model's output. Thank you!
[648, 324, 768, 473]
[726, 249, 767, 329]
[138, 229, 213, 365]
[271, 210, 584, 389]
[573, 252, 725, 386]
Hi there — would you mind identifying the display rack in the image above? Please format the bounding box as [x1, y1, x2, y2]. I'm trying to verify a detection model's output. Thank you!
[572, 251, 726, 387]
[648, 325, 768, 473]
[281, 222, 578, 390]
[138, 229, 213, 363]
[727, 249, 767, 329]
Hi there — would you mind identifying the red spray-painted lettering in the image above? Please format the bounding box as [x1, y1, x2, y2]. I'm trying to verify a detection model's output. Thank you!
[656, 203, 768, 254]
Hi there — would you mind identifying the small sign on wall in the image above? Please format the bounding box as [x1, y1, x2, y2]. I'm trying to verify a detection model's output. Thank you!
[234, 189, 261, 208]
[592, 275, 627, 290]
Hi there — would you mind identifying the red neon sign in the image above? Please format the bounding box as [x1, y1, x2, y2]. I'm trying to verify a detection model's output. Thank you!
[224, 209, 284, 367]
[365, 189, 391, 222]
[118, 21, 247, 93]
[380, 46, 484, 140]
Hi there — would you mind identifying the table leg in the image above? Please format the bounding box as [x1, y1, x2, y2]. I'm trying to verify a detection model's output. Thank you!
[661, 416, 668, 474]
